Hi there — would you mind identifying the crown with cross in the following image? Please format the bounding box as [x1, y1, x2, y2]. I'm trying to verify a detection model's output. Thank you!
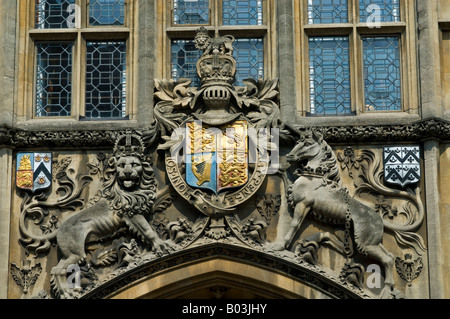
[195, 27, 237, 87]
[113, 131, 146, 159]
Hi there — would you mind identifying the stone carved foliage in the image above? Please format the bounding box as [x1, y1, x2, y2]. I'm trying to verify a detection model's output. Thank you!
[395, 254, 423, 287]
[10, 30, 428, 300]
[16, 132, 178, 299]
[269, 128, 426, 299]
[10, 260, 42, 295]
[13, 130, 428, 299]
[18, 156, 93, 256]
[3, 118, 450, 150]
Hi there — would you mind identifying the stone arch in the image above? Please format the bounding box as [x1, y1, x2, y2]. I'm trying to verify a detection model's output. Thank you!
[82, 244, 367, 299]
[106, 258, 330, 299]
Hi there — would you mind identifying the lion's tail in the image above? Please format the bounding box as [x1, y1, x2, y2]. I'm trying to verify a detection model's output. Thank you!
[19, 203, 57, 256]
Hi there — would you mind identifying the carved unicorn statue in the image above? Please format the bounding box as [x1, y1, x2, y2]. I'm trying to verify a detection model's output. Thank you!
[272, 129, 425, 299]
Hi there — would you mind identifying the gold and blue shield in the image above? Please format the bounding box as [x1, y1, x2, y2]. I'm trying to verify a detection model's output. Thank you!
[16, 152, 52, 192]
[186, 120, 248, 194]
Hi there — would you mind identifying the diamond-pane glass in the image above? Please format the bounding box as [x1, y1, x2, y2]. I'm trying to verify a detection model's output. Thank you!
[171, 40, 202, 87]
[35, 43, 73, 117]
[35, 0, 75, 29]
[173, 0, 209, 25]
[309, 37, 352, 115]
[363, 36, 401, 111]
[89, 0, 125, 26]
[85, 42, 127, 118]
[233, 38, 264, 86]
[359, 0, 400, 23]
[307, 0, 348, 24]
[223, 0, 263, 25]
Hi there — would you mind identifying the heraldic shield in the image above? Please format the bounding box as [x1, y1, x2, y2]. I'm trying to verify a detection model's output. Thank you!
[384, 146, 421, 187]
[16, 152, 52, 192]
[186, 120, 248, 194]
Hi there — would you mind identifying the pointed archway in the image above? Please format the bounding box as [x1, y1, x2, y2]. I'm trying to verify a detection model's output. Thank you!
[81, 243, 367, 299]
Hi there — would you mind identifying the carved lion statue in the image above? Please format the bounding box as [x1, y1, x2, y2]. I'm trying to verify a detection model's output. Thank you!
[50, 133, 173, 299]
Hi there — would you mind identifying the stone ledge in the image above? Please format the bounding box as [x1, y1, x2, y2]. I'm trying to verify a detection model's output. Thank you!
[2, 117, 450, 149]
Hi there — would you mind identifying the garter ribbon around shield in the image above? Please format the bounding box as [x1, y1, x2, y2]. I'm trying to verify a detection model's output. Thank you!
[185, 120, 248, 194]
[16, 152, 52, 192]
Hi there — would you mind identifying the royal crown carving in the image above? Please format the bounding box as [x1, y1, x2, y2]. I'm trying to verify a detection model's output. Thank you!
[10, 29, 427, 299]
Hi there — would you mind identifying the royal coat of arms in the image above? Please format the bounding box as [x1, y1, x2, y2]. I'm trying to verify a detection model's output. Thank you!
[186, 120, 248, 194]
[154, 27, 279, 218]
[383, 146, 421, 187]
[16, 152, 52, 192]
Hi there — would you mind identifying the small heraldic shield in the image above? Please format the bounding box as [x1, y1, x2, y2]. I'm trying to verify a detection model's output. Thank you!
[383, 146, 420, 187]
[16, 152, 52, 192]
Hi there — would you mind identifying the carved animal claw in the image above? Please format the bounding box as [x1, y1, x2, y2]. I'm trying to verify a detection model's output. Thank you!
[152, 238, 176, 256]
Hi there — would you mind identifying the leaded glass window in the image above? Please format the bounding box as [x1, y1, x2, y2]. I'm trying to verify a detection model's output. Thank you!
[171, 38, 264, 87]
[35, 43, 73, 117]
[27, 0, 132, 120]
[168, 0, 271, 90]
[222, 0, 263, 26]
[173, 0, 210, 25]
[309, 37, 352, 115]
[359, 0, 400, 23]
[363, 36, 401, 111]
[307, 0, 348, 24]
[35, 0, 75, 29]
[85, 41, 127, 118]
[233, 38, 264, 86]
[89, 0, 125, 26]
[171, 40, 202, 87]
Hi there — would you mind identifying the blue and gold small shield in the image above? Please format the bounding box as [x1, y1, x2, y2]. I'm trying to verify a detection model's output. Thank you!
[185, 120, 248, 194]
[16, 152, 52, 192]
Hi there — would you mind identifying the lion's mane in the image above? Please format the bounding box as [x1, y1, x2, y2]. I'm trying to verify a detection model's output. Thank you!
[100, 155, 157, 217]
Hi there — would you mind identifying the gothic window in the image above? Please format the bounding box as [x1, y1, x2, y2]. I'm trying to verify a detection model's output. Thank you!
[363, 36, 401, 111]
[309, 36, 352, 115]
[23, 0, 133, 120]
[171, 40, 202, 87]
[35, 43, 73, 117]
[35, 0, 75, 29]
[85, 41, 127, 118]
[359, 0, 400, 22]
[298, 0, 417, 116]
[173, 0, 210, 25]
[307, 0, 349, 24]
[165, 0, 271, 87]
[89, 0, 125, 26]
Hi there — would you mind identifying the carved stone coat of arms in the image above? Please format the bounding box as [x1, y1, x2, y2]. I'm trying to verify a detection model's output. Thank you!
[11, 27, 428, 300]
